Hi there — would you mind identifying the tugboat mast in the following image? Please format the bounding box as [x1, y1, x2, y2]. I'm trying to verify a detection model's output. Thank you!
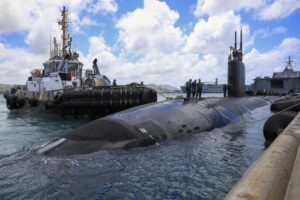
[59, 6, 69, 56]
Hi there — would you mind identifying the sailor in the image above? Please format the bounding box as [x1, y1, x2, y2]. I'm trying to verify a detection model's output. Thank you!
[92, 58, 100, 75]
[196, 79, 203, 98]
[192, 80, 197, 98]
[185, 79, 192, 99]
[223, 84, 227, 97]
[85, 76, 93, 87]
[113, 79, 117, 86]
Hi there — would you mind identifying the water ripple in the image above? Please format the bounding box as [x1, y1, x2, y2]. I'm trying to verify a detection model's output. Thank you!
[0, 95, 272, 199]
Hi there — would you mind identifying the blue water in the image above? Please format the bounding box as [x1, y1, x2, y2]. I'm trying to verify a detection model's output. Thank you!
[0, 94, 272, 199]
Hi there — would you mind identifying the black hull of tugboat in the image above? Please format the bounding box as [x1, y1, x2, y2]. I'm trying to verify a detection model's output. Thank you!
[4, 86, 157, 118]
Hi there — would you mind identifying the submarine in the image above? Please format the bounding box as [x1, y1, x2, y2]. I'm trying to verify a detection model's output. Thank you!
[38, 30, 277, 156]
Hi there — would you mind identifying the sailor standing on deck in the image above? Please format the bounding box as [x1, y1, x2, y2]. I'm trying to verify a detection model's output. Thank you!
[185, 79, 192, 99]
[192, 80, 197, 98]
[196, 79, 203, 98]
[223, 84, 227, 97]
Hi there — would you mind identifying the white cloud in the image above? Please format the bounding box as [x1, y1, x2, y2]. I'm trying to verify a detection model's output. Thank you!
[194, 0, 300, 20]
[194, 0, 264, 17]
[24, 6, 61, 54]
[105, 52, 223, 86]
[273, 26, 287, 34]
[0, 43, 45, 84]
[184, 12, 251, 55]
[254, 26, 287, 39]
[80, 17, 98, 26]
[258, 0, 300, 20]
[112, 1, 257, 85]
[86, 36, 117, 69]
[245, 37, 300, 82]
[81, 0, 229, 86]
[116, 0, 184, 56]
[0, 0, 96, 54]
[88, 0, 118, 14]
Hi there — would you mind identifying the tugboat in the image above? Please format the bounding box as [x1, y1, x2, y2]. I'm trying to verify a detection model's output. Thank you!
[3, 7, 157, 118]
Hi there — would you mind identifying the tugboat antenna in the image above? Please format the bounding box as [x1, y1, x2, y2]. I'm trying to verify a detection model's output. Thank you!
[58, 6, 69, 56]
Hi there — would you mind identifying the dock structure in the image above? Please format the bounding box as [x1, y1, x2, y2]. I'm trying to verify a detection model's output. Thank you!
[225, 112, 300, 200]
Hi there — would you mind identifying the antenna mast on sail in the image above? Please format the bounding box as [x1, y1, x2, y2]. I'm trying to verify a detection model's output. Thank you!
[49, 33, 52, 58]
[58, 6, 69, 56]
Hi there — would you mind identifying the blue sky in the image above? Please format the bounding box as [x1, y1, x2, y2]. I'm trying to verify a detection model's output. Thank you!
[0, 0, 300, 86]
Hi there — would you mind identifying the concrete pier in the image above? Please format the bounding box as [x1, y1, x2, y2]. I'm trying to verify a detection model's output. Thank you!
[225, 112, 300, 200]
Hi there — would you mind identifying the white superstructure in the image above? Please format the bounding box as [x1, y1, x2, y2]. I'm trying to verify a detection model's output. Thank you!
[25, 6, 110, 99]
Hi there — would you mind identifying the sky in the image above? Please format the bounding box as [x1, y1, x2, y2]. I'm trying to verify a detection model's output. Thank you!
[0, 0, 300, 87]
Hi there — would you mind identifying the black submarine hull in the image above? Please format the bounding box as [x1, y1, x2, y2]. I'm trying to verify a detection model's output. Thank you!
[38, 96, 277, 156]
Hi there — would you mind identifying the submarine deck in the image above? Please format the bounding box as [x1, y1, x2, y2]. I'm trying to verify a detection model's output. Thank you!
[225, 111, 300, 200]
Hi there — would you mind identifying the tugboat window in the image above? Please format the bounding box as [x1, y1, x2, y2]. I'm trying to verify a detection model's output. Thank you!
[67, 63, 82, 76]
[271, 80, 283, 88]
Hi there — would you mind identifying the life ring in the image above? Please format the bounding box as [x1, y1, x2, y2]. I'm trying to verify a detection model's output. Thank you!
[6, 96, 17, 109]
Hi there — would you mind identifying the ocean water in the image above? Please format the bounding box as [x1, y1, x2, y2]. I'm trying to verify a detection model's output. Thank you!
[0, 93, 272, 199]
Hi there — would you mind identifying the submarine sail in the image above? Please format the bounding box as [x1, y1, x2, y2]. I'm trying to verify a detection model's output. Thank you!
[228, 30, 245, 97]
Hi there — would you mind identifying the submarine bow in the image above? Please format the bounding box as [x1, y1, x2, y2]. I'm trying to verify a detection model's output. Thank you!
[38, 97, 275, 156]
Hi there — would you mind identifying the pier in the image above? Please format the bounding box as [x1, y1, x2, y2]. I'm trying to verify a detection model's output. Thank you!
[225, 112, 300, 200]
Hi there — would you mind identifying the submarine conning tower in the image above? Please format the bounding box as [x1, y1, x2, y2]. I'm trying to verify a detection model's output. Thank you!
[228, 29, 245, 97]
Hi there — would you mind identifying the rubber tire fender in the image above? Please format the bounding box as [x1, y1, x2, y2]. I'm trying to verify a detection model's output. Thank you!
[6, 96, 17, 109]
[53, 94, 63, 104]
[29, 99, 38, 107]
[15, 98, 24, 108]
[271, 97, 300, 112]
[263, 111, 298, 141]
